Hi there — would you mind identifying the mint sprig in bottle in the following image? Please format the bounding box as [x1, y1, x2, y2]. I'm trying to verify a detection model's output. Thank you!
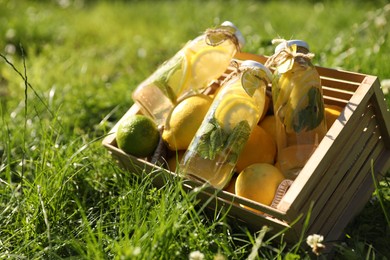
[180, 60, 272, 189]
[132, 21, 245, 126]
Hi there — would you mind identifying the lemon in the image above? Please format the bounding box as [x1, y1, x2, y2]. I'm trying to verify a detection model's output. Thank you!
[259, 115, 277, 143]
[190, 47, 231, 88]
[236, 163, 285, 209]
[162, 94, 212, 150]
[235, 125, 276, 173]
[224, 174, 237, 194]
[215, 80, 249, 100]
[260, 95, 270, 121]
[325, 104, 343, 128]
[116, 114, 159, 157]
[167, 150, 185, 172]
[167, 54, 190, 96]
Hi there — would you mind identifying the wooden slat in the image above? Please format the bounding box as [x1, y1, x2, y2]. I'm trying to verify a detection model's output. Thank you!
[309, 122, 381, 235]
[179, 178, 290, 220]
[323, 96, 349, 107]
[322, 85, 355, 95]
[178, 179, 296, 240]
[316, 66, 366, 83]
[211, 192, 288, 220]
[372, 79, 390, 149]
[191, 188, 292, 229]
[322, 87, 354, 102]
[320, 141, 385, 241]
[374, 149, 390, 178]
[321, 78, 360, 92]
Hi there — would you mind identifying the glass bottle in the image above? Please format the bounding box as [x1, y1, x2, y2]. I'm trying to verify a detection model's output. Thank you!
[132, 21, 245, 126]
[266, 39, 327, 179]
[180, 60, 272, 189]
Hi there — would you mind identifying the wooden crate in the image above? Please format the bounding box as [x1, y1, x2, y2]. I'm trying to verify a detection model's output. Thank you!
[102, 52, 390, 246]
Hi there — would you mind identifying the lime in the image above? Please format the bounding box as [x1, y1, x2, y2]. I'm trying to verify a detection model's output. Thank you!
[241, 69, 267, 97]
[116, 114, 159, 157]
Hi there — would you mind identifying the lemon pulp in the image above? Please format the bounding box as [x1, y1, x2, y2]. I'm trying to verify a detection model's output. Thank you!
[167, 52, 190, 97]
[188, 46, 231, 90]
[214, 81, 265, 132]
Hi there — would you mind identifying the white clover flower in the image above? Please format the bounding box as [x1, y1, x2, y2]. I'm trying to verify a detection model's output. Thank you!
[133, 246, 141, 256]
[189, 250, 205, 260]
[375, 15, 387, 28]
[381, 79, 390, 95]
[306, 234, 325, 255]
[213, 253, 226, 260]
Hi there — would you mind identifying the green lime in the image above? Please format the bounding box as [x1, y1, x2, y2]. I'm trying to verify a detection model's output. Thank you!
[116, 114, 159, 157]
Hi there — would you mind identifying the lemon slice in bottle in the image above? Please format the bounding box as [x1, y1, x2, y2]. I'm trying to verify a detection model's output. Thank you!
[167, 52, 190, 98]
[214, 94, 260, 132]
[190, 46, 231, 89]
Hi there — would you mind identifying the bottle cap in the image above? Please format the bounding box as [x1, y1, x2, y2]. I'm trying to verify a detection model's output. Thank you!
[240, 60, 272, 82]
[274, 39, 310, 53]
[221, 21, 245, 49]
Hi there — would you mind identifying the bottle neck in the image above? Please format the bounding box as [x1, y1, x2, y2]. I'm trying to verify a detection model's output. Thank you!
[265, 45, 314, 71]
[204, 26, 241, 51]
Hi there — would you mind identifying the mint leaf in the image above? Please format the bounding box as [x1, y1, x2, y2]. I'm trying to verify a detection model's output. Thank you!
[152, 53, 184, 103]
[196, 118, 227, 160]
[293, 87, 325, 132]
[194, 118, 251, 166]
[224, 120, 251, 164]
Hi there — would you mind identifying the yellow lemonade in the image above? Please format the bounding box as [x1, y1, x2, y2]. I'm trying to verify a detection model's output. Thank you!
[266, 39, 327, 179]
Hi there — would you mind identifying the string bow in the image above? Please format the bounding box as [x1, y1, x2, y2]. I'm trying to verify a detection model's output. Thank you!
[265, 39, 315, 73]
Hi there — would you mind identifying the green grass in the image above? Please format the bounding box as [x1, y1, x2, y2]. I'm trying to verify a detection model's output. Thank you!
[1, 0, 389, 259]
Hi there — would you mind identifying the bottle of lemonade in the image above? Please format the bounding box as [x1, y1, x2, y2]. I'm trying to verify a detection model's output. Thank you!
[266, 39, 327, 179]
[180, 60, 272, 189]
[132, 21, 245, 126]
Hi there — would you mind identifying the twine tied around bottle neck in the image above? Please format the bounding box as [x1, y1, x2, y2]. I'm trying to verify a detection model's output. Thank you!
[218, 60, 239, 86]
[204, 26, 241, 52]
[264, 39, 315, 70]
[219, 60, 269, 88]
